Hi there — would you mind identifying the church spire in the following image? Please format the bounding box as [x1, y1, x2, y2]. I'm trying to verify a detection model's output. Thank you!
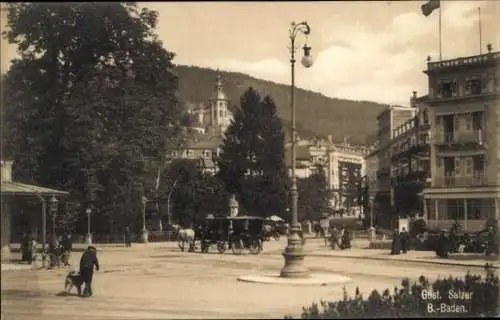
[211, 70, 226, 101]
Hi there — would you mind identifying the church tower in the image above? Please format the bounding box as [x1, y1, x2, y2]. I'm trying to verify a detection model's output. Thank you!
[208, 71, 232, 134]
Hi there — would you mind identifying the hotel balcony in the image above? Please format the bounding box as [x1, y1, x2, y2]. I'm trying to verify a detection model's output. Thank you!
[434, 173, 486, 187]
[435, 131, 486, 151]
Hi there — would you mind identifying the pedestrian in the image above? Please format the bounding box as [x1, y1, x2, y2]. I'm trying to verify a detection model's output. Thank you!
[21, 230, 33, 264]
[400, 227, 410, 254]
[79, 246, 100, 297]
[339, 225, 345, 248]
[390, 229, 401, 255]
[485, 226, 497, 256]
[330, 226, 339, 250]
[435, 229, 449, 258]
[341, 227, 351, 250]
[124, 226, 132, 247]
[48, 233, 60, 268]
[61, 230, 73, 266]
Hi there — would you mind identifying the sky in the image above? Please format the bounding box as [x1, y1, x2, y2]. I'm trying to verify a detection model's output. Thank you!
[1, 1, 499, 106]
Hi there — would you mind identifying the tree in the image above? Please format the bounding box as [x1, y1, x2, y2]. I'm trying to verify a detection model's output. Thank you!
[163, 159, 229, 227]
[2, 3, 184, 234]
[297, 166, 332, 221]
[217, 88, 289, 218]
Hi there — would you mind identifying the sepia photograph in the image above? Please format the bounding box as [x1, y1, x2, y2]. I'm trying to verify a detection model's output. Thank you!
[0, 1, 499, 319]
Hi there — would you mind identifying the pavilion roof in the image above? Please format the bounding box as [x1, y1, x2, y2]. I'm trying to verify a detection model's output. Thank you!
[1, 181, 69, 196]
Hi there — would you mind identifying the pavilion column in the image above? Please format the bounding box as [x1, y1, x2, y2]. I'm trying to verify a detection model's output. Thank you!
[434, 199, 439, 230]
[1, 196, 12, 262]
[423, 199, 428, 220]
[463, 199, 468, 230]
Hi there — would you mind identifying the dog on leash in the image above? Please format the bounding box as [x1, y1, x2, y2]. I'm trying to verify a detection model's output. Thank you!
[64, 271, 83, 295]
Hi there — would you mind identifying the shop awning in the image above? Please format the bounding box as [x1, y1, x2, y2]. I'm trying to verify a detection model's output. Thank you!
[1, 181, 69, 196]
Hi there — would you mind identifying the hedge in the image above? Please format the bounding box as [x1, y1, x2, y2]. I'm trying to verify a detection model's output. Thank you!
[285, 264, 498, 318]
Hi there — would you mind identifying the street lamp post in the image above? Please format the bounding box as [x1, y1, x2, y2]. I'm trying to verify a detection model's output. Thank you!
[281, 21, 313, 279]
[49, 195, 59, 242]
[141, 196, 149, 243]
[368, 195, 376, 242]
[166, 177, 180, 227]
[85, 207, 92, 244]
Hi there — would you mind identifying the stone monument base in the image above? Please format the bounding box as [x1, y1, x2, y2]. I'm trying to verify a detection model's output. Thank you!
[237, 273, 352, 286]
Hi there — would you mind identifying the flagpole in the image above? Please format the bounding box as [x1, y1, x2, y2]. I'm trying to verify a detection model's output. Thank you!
[439, 1, 442, 60]
[478, 7, 483, 54]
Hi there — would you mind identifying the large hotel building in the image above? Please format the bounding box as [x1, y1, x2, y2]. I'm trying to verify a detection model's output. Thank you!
[365, 46, 500, 231]
[421, 47, 500, 231]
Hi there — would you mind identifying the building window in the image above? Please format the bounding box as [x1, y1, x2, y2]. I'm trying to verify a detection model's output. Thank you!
[438, 79, 458, 98]
[454, 158, 461, 175]
[446, 199, 465, 220]
[464, 76, 483, 95]
[465, 114, 472, 131]
[464, 157, 472, 175]
[422, 110, 429, 125]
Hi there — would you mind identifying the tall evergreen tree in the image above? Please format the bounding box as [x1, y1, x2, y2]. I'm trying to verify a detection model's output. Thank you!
[297, 166, 332, 221]
[2, 3, 184, 234]
[217, 87, 289, 217]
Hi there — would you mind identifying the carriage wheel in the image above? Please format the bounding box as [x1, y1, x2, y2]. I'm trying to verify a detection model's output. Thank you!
[248, 239, 261, 255]
[231, 239, 244, 255]
[217, 241, 227, 254]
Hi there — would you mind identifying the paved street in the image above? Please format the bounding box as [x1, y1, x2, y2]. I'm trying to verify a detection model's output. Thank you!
[2, 239, 495, 319]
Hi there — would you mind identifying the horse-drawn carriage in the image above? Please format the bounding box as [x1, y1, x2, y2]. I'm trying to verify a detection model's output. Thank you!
[199, 216, 231, 254]
[178, 215, 265, 255]
[434, 222, 497, 258]
[229, 216, 265, 255]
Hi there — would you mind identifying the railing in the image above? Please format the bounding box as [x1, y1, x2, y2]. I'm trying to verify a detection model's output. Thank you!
[434, 173, 486, 187]
[436, 131, 484, 145]
[427, 52, 500, 71]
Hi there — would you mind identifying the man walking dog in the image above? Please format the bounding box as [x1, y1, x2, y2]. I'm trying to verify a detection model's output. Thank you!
[79, 246, 99, 297]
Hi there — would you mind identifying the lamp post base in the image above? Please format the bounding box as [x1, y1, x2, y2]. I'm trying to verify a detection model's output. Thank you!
[280, 229, 309, 278]
[140, 229, 149, 244]
[85, 233, 92, 245]
[368, 227, 376, 243]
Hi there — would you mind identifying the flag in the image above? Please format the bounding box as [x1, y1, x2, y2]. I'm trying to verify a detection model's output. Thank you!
[421, 0, 440, 17]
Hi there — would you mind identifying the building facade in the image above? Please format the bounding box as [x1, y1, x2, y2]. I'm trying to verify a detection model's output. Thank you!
[285, 136, 371, 213]
[422, 48, 500, 231]
[390, 92, 432, 217]
[365, 105, 417, 218]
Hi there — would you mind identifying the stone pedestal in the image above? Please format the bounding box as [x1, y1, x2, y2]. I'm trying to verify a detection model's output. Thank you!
[368, 227, 376, 242]
[280, 226, 309, 278]
[140, 229, 149, 244]
[85, 233, 92, 245]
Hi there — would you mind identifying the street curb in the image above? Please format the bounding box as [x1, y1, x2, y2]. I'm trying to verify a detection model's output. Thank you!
[308, 253, 499, 269]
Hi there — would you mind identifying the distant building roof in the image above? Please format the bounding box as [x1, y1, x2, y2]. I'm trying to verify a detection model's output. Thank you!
[186, 134, 224, 150]
[284, 146, 311, 167]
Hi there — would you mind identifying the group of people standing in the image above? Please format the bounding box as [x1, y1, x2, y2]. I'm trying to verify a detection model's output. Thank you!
[328, 225, 351, 250]
[390, 227, 410, 255]
[21, 229, 73, 267]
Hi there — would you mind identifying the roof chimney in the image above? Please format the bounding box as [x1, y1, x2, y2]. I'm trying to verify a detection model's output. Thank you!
[1, 160, 13, 182]
[487, 43, 492, 53]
